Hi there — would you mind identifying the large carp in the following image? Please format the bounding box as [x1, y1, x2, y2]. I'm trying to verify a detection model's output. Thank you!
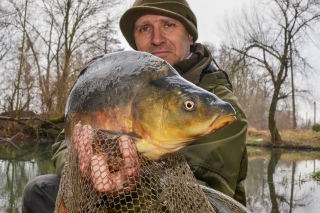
[65, 51, 236, 161]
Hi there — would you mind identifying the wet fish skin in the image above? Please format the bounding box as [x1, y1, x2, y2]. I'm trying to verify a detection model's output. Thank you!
[65, 51, 236, 161]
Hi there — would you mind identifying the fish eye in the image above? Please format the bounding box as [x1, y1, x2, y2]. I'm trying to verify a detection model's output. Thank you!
[184, 99, 196, 111]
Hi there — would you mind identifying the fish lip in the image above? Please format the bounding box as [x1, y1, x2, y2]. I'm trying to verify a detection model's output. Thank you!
[209, 114, 236, 133]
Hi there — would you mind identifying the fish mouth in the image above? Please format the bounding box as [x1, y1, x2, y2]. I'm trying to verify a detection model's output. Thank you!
[210, 115, 236, 133]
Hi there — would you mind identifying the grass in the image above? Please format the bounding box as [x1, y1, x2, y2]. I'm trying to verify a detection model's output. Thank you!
[246, 127, 320, 150]
[312, 171, 320, 181]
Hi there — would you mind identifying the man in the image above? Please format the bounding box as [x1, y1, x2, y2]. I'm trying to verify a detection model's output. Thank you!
[22, 0, 248, 212]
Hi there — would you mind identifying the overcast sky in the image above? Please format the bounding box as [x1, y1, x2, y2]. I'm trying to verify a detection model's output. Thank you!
[187, 0, 320, 121]
[188, 0, 246, 45]
[119, 0, 320, 124]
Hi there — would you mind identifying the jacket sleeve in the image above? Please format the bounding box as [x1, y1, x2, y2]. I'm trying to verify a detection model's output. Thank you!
[181, 70, 248, 206]
[51, 129, 68, 177]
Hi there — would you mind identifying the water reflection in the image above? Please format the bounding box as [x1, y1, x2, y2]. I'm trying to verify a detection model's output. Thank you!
[1, 144, 320, 213]
[0, 144, 55, 213]
[245, 148, 320, 213]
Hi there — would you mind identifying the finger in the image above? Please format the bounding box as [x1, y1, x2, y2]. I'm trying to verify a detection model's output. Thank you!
[119, 136, 138, 159]
[78, 125, 93, 148]
[91, 154, 111, 192]
[72, 124, 82, 149]
[74, 124, 93, 177]
[118, 137, 140, 177]
[91, 154, 135, 195]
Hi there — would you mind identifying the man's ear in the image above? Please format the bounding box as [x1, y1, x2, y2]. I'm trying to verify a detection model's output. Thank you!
[188, 34, 194, 45]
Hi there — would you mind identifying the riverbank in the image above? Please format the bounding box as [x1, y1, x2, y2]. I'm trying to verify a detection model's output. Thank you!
[0, 116, 63, 146]
[1, 125, 320, 151]
[246, 127, 320, 151]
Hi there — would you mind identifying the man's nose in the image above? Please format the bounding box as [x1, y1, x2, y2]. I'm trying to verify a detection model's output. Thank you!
[151, 28, 166, 46]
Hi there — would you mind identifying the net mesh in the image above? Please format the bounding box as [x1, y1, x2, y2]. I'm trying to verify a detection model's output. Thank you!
[54, 126, 251, 213]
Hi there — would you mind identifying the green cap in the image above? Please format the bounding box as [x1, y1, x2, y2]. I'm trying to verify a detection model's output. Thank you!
[120, 0, 198, 50]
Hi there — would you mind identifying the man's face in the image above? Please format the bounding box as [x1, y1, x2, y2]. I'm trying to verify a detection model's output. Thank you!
[134, 14, 193, 66]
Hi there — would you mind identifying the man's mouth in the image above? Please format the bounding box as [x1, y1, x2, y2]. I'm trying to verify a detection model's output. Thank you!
[151, 51, 171, 58]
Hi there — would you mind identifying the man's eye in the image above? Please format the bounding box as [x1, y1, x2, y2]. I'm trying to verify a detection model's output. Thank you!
[166, 23, 174, 27]
[140, 26, 149, 32]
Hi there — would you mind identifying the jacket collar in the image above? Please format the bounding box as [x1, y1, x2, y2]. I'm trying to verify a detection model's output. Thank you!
[173, 43, 213, 84]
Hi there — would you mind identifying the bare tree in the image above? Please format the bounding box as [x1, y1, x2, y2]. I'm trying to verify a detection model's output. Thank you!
[86, 15, 124, 55]
[0, 0, 125, 117]
[0, 0, 37, 119]
[0, 1, 13, 61]
[33, 0, 125, 116]
[221, 0, 320, 143]
[0, 0, 126, 137]
[205, 42, 270, 129]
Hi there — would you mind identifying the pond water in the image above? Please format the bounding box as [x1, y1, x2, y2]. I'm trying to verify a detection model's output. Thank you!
[244, 147, 320, 213]
[0, 143, 56, 213]
[0, 144, 319, 213]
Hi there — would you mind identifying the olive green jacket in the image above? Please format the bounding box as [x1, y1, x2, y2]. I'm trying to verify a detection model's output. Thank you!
[181, 68, 248, 206]
[52, 44, 248, 206]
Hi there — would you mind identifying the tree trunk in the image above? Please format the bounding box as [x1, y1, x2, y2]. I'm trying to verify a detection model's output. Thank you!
[15, 0, 29, 119]
[290, 43, 297, 129]
[268, 85, 282, 144]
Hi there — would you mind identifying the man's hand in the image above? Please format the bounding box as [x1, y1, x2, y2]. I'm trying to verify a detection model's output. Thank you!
[72, 124, 140, 195]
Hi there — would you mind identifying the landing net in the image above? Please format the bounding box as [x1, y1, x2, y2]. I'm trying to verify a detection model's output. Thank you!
[55, 127, 250, 213]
